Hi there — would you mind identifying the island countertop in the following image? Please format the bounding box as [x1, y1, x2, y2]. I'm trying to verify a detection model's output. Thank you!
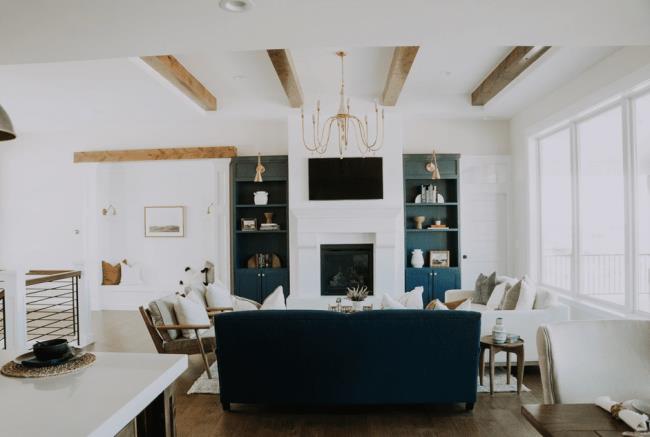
[0, 350, 187, 437]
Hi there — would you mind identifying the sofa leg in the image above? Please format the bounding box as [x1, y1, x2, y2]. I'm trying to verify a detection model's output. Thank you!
[465, 402, 475, 411]
[221, 401, 231, 411]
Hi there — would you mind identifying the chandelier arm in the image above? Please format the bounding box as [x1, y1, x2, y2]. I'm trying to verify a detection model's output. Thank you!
[317, 116, 336, 153]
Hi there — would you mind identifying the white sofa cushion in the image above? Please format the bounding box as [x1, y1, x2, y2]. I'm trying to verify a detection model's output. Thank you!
[120, 261, 143, 285]
[260, 286, 286, 310]
[533, 288, 558, 309]
[233, 296, 260, 311]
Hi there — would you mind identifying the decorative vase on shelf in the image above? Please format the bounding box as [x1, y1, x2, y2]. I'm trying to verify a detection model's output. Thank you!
[492, 318, 507, 344]
[263, 212, 274, 224]
[413, 216, 425, 230]
[253, 191, 268, 205]
[411, 249, 425, 268]
[352, 300, 363, 312]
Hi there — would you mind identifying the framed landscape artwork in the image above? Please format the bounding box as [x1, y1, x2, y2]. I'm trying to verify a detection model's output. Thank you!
[144, 206, 185, 237]
[429, 250, 450, 268]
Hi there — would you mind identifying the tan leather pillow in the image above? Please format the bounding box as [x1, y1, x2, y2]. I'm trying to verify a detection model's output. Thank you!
[102, 261, 121, 285]
[425, 298, 469, 310]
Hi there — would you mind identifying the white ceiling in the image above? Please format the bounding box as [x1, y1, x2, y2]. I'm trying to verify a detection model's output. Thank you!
[0, 0, 648, 64]
[0, 0, 644, 134]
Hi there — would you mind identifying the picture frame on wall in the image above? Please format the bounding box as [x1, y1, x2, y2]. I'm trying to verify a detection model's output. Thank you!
[144, 206, 185, 237]
[240, 217, 258, 231]
[429, 250, 450, 268]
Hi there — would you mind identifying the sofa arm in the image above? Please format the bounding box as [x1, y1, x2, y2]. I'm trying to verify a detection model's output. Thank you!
[445, 289, 475, 303]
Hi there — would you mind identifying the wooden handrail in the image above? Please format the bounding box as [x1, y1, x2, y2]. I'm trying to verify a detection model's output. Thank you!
[25, 270, 82, 286]
[155, 324, 211, 331]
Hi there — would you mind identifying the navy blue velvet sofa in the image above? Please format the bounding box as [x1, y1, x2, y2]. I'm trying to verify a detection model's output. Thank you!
[214, 309, 481, 411]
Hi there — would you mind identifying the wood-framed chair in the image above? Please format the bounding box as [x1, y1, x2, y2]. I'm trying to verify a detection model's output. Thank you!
[139, 305, 232, 379]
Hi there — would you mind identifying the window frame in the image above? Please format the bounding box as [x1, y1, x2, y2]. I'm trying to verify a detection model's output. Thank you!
[534, 88, 650, 316]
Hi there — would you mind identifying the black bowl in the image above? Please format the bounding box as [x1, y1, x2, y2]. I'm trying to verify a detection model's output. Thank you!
[33, 339, 70, 361]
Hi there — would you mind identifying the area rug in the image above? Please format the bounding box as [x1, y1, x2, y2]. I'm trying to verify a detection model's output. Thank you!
[477, 369, 531, 393]
[187, 362, 220, 395]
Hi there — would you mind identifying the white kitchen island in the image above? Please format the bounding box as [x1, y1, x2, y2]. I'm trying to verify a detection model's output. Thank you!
[0, 351, 187, 437]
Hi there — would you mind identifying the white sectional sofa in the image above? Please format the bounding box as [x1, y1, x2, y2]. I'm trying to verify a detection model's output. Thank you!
[445, 287, 570, 364]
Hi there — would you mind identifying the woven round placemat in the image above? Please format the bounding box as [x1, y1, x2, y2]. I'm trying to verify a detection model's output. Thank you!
[1, 353, 96, 378]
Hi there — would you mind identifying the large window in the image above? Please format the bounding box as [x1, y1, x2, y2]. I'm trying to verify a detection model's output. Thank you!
[539, 129, 572, 290]
[536, 88, 650, 315]
[576, 107, 625, 305]
[634, 93, 650, 313]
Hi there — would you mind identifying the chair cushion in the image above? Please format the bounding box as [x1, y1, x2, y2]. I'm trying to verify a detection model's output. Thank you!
[233, 296, 260, 311]
[149, 295, 180, 340]
[174, 295, 211, 339]
[163, 333, 216, 354]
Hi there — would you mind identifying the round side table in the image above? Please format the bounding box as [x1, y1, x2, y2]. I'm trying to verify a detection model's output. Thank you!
[479, 335, 525, 395]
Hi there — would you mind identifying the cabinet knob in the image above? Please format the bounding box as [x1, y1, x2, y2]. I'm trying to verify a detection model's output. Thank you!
[434, 272, 438, 276]
[257, 273, 261, 277]
[262, 273, 265, 277]
[462, 254, 468, 259]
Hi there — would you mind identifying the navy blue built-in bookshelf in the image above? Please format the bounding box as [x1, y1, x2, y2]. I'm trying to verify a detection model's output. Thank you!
[403, 154, 461, 306]
[230, 156, 289, 302]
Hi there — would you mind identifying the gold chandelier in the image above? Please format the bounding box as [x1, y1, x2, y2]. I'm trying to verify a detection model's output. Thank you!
[301, 51, 384, 158]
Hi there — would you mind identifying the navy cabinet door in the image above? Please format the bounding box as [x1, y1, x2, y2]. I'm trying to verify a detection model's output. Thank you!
[431, 268, 460, 302]
[405, 268, 432, 308]
[261, 268, 289, 301]
[235, 269, 261, 303]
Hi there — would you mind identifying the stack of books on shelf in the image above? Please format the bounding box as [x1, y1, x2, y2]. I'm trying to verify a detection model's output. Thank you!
[260, 223, 280, 231]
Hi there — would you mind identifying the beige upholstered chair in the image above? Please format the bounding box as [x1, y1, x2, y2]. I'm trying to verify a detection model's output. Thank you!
[139, 299, 232, 379]
[537, 320, 650, 404]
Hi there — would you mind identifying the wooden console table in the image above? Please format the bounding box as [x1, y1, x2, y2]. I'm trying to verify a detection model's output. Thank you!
[522, 404, 630, 436]
[0, 351, 187, 436]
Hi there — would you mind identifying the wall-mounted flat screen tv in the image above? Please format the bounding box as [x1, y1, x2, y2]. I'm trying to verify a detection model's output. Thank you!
[308, 157, 383, 200]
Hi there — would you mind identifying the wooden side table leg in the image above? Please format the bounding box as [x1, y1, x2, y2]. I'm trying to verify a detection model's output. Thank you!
[506, 351, 511, 385]
[489, 347, 495, 395]
[516, 347, 525, 395]
[478, 345, 485, 385]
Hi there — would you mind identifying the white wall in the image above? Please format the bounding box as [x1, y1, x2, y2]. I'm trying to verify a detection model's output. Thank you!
[0, 119, 286, 270]
[404, 118, 510, 155]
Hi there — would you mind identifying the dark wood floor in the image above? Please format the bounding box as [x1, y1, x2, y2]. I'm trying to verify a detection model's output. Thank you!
[89, 311, 542, 436]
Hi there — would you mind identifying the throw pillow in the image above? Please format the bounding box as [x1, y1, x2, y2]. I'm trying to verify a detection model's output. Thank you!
[260, 286, 286, 310]
[173, 296, 210, 339]
[233, 296, 260, 311]
[205, 282, 233, 308]
[486, 281, 510, 310]
[101, 261, 121, 285]
[514, 275, 537, 310]
[148, 295, 180, 340]
[184, 288, 207, 308]
[474, 272, 497, 305]
[454, 298, 472, 310]
[120, 261, 143, 285]
[425, 299, 449, 310]
[381, 293, 406, 309]
[397, 286, 424, 308]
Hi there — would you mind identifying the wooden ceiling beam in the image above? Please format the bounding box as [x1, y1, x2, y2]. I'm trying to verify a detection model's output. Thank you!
[74, 146, 237, 163]
[267, 49, 304, 108]
[140, 55, 217, 111]
[381, 46, 419, 106]
[471, 46, 551, 106]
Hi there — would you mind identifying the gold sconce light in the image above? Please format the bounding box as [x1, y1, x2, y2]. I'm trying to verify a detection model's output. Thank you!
[425, 149, 441, 180]
[254, 153, 265, 182]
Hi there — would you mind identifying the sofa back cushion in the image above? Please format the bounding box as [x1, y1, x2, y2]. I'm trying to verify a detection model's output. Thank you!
[214, 310, 481, 405]
[533, 288, 558, 309]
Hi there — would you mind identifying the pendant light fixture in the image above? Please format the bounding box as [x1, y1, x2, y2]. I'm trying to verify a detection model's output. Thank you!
[0, 104, 16, 141]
